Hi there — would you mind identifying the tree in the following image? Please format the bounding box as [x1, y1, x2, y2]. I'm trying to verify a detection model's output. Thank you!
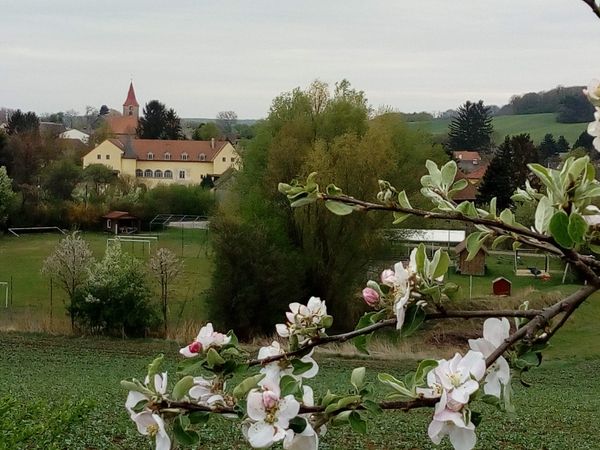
[41, 233, 95, 331]
[556, 135, 570, 153]
[137, 100, 183, 140]
[573, 130, 595, 152]
[149, 248, 182, 337]
[538, 133, 558, 162]
[6, 110, 39, 136]
[216, 111, 238, 139]
[0, 166, 15, 227]
[556, 94, 595, 123]
[447, 100, 494, 153]
[83, 163, 117, 197]
[477, 134, 538, 209]
[192, 122, 221, 141]
[41, 158, 82, 200]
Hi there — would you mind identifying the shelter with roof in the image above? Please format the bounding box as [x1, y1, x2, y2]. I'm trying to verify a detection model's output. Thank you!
[454, 239, 488, 276]
[102, 211, 141, 235]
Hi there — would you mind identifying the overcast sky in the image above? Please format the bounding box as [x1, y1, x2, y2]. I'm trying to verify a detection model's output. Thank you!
[1, 0, 600, 118]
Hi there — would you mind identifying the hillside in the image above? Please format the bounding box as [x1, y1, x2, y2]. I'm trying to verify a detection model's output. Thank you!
[408, 113, 587, 145]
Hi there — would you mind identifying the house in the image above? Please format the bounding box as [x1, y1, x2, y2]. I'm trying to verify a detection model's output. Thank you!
[453, 151, 482, 174]
[59, 129, 90, 144]
[82, 137, 238, 187]
[454, 239, 487, 276]
[492, 277, 512, 296]
[102, 211, 141, 235]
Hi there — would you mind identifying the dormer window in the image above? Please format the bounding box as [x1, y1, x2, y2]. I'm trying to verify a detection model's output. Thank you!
[164, 152, 171, 161]
[147, 152, 154, 160]
[181, 152, 188, 161]
[199, 153, 206, 161]
[473, 159, 479, 165]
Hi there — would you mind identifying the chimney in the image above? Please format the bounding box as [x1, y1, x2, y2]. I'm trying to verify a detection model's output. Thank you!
[211, 138, 215, 149]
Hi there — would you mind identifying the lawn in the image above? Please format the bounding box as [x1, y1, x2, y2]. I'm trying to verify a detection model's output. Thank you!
[0, 229, 213, 333]
[408, 113, 587, 144]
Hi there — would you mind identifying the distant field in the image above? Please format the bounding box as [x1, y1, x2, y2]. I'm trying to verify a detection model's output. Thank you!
[408, 113, 587, 144]
[0, 229, 213, 334]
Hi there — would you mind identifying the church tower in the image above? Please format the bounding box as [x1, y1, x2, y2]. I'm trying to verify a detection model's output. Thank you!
[123, 81, 139, 118]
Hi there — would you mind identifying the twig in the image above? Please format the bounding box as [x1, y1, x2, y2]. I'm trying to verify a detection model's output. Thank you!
[581, 0, 600, 19]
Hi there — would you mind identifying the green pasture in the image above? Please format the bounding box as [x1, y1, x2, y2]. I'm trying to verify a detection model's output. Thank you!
[0, 229, 213, 331]
[408, 113, 587, 144]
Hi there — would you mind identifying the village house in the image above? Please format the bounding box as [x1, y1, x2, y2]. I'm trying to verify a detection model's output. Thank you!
[82, 83, 238, 186]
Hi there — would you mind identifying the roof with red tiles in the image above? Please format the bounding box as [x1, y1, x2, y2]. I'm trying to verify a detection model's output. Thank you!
[106, 116, 138, 135]
[107, 138, 230, 162]
[123, 82, 139, 107]
[453, 151, 481, 161]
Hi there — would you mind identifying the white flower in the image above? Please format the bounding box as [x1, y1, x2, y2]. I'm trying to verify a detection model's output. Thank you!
[380, 251, 419, 330]
[468, 318, 511, 398]
[245, 379, 300, 448]
[428, 391, 476, 450]
[189, 376, 226, 406]
[179, 323, 231, 357]
[283, 387, 319, 450]
[429, 351, 485, 409]
[584, 79, 600, 102]
[131, 411, 171, 450]
[587, 110, 600, 152]
[258, 341, 318, 383]
[276, 297, 328, 342]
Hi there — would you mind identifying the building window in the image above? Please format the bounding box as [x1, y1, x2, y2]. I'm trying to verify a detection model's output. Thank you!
[147, 152, 154, 160]
[222, 157, 226, 162]
[181, 153, 188, 161]
[473, 160, 479, 165]
[154, 170, 163, 178]
[97, 154, 101, 160]
[164, 152, 171, 160]
[106, 155, 110, 160]
[107, 219, 112, 228]
[230, 157, 235, 162]
[144, 169, 153, 177]
[179, 170, 186, 179]
[164, 170, 173, 179]
[136, 169, 143, 177]
[199, 153, 206, 161]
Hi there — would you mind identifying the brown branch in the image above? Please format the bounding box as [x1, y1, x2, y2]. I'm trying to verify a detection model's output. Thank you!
[581, 0, 600, 19]
[248, 309, 543, 367]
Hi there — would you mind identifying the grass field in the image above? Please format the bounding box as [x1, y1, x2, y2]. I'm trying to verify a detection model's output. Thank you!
[408, 113, 587, 144]
[0, 229, 214, 335]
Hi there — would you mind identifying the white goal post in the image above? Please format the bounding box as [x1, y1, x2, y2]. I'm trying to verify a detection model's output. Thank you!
[0, 282, 8, 308]
[106, 238, 152, 254]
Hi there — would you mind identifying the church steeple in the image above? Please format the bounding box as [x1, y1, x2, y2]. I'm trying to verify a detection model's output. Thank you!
[123, 81, 139, 118]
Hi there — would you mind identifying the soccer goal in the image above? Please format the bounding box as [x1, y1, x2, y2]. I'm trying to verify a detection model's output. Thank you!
[0, 282, 9, 308]
[107, 237, 152, 255]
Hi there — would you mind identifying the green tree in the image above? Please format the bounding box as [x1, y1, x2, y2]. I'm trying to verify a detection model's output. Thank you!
[556, 135, 570, 154]
[556, 94, 595, 123]
[6, 110, 39, 136]
[83, 163, 117, 197]
[41, 158, 82, 200]
[477, 134, 538, 209]
[447, 100, 494, 153]
[192, 122, 221, 141]
[538, 133, 558, 162]
[0, 166, 15, 227]
[137, 100, 183, 140]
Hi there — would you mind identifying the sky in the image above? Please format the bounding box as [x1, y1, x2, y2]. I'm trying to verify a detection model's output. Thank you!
[1, 0, 600, 119]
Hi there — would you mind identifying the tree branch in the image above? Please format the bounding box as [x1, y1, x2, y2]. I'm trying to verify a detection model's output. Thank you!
[581, 0, 600, 19]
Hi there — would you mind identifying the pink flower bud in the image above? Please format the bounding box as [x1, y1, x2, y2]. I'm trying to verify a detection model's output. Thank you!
[262, 390, 279, 409]
[362, 287, 380, 306]
[381, 269, 395, 285]
[188, 341, 202, 354]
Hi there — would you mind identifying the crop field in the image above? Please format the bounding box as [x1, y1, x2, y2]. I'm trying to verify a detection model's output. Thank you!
[0, 229, 213, 334]
[408, 113, 587, 144]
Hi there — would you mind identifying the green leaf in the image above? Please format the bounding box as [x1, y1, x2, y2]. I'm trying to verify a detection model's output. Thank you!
[431, 249, 450, 279]
[188, 411, 210, 425]
[325, 200, 355, 216]
[120, 379, 152, 396]
[206, 348, 225, 368]
[291, 359, 314, 376]
[465, 231, 487, 262]
[568, 212, 588, 245]
[491, 235, 511, 250]
[362, 399, 383, 415]
[147, 354, 164, 378]
[173, 416, 199, 446]
[449, 178, 468, 197]
[392, 211, 411, 224]
[326, 183, 343, 196]
[290, 195, 316, 208]
[534, 196, 553, 234]
[400, 305, 425, 337]
[172, 376, 195, 401]
[499, 208, 514, 225]
[232, 374, 265, 399]
[414, 359, 438, 386]
[280, 375, 302, 397]
[425, 160, 442, 185]
[321, 314, 334, 328]
[549, 210, 573, 249]
[289, 417, 308, 434]
[378, 373, 414, 398]
[415, 243, 427, 274]
[351, 367, 366, 390]
[349, 411, 367, 434]
[397, 191, 412, 209]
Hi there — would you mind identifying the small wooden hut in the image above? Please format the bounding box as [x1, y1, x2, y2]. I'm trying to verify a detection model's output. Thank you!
[454, 239, 488, 276]
[102, 211, 140, 235]
[492, 277, 512, 296]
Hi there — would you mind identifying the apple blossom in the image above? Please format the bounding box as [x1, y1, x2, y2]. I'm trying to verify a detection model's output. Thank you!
[179, 322, 231, 357]
[584, 79, 600, 103]
[362, 287, 379, 307]
[131, 411, 171, 450]
[468, 318, 511, 398]
[258, 341, 319, 383]
[428, 351, 485, 409]
[428, 391, 476, 450]
[283, 386, 319, 450]
[276, 297, 330, 342]
[587, 110, 600, 152]
[245, 379, 301, 448]
[189, 376, 226, 406]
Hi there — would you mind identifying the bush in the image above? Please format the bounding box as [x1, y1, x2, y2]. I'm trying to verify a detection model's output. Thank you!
[138, 184, 215, 220]
[71, 243, 159, 337]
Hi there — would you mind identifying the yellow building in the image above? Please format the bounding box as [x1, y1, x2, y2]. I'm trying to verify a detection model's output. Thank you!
[82, 137, 238, 187]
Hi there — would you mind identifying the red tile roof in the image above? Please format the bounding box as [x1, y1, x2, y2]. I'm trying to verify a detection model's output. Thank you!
[106, 116, 138, 135]
[467, 163, 488, 180]
[102, 211, 136, 219]
[453, 151, 481, 161]
[123, 82, 139, 107]
[109, 138, 229, 162]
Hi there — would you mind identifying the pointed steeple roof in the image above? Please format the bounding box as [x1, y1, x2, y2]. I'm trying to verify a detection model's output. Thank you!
[123, 82, 139, 107]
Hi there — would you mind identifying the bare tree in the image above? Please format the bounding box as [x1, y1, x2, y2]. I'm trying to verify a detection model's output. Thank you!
[149, 248, 183, 336]
[216, 110, 238, 139]
[41, 232, 94, 331]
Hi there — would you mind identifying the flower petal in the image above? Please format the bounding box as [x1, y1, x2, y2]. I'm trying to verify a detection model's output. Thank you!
[247, 421, 277, 448]
[483, 318, 510, 348]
